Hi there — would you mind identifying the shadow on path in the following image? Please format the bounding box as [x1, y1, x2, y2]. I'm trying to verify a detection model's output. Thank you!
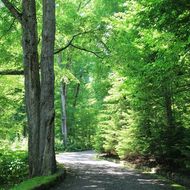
[52, 151, 172, 190]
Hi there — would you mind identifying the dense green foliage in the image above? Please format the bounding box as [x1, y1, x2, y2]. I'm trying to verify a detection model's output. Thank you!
[0, 149, 28, 188]
[0, 76, 25, 142]
[93, 0, 190, 171]
[0, 0, 190, 188]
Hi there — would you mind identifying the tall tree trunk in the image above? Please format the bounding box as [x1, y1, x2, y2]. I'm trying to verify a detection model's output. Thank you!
[40, 0, 56, 175]
[58, 54, 68, 147]
[2, 0, 56, 176]
[163, 84, 176, 164]
[22, 0, 41, 177]
[60, 82, 67, 147]
[71, 72, 82, 137]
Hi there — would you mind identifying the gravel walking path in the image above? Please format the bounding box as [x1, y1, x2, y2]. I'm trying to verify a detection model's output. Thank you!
[52, 151, 172, 190]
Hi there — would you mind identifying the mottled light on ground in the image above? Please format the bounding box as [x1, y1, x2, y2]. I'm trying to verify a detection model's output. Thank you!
[52, 151, 172, 190]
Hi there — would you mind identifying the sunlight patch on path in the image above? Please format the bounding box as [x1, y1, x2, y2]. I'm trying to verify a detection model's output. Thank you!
[56, 151, 123, 167]
[53, 151, 172, 190]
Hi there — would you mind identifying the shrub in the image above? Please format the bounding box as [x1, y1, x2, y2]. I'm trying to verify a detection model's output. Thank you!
[55, 138, 65, 152]
[0, 149, 28, 187]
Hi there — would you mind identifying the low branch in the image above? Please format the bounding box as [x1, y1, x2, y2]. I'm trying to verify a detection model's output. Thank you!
[1, 0, 22, 23]
[0, 70, 24, 75]
[70, 44, 103, 58]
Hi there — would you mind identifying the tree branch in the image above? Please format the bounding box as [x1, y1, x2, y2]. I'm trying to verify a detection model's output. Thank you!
[99, 40, 111, 54]
[0, 70, 24, 75]
[1, 0, 22, 23]
[77, 1, 82, 12]
[54, 30, 94, 54]
[70, 44, 103, 58]
[54, 30, 105, 58]
[81, 0, 92, 9]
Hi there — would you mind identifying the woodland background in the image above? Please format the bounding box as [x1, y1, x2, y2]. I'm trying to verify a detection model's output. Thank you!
[0, 0, 190, 188]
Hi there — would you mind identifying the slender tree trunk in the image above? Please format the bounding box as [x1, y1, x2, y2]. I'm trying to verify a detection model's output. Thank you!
[22, 0, 41, 177]
[163, 86, 175, 129]
[60, 82, 67, 147]
[40, 0, 56, 175]
[23, 123, 27, 137]
[58, 54, 68, 147]
[71, 72, 82, 136]
[73, 73, 82, 108]
[163, 84, 176, 164]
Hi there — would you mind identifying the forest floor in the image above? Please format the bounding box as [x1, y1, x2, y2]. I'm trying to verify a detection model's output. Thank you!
[51, 151, 175, 190]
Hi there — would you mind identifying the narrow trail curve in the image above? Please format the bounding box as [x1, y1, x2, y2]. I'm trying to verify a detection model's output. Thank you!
[52, 151, 172, 190]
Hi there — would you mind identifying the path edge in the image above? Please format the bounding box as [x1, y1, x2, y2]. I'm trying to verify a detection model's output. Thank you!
[97, 154, 189, 190]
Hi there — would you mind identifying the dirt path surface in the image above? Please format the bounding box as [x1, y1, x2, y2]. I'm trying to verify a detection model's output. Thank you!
[52, 151, 172, 190]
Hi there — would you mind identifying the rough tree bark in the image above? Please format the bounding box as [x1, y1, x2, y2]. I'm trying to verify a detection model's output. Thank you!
[2, 0, 56, 176]
[39, 0, 56, 175]
[22, 0, 41, 177]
